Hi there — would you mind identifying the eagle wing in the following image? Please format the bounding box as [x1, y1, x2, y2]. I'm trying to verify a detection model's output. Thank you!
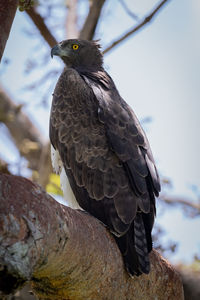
[82, 72, 160, 200]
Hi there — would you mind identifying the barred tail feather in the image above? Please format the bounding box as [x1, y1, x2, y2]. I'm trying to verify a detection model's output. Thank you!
[114, 213, 151, 276]
[134, 213, 150, 274]
[114, 229, 142, 277]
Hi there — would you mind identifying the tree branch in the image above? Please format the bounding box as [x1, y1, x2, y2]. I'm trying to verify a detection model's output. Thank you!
[0, 0, 18, 62]
[161, 194, 200, 216]
[0, 158, 10, 175]
[0, 86, 45, 170]
[0, 174, 184, 299]
[0, 87, 52, 187]
[66, 0, 79, 38]
[177, 265, 200, 300]
[119, 0, 139, 21]
[79, 0, 106, 40]
[26, 0, 106, 46]
[103, 0, 170, 54]
[37, 142, 52, 188]
[26, 7, 58, 48]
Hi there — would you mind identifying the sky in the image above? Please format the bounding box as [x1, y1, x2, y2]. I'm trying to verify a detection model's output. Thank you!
[0, 0, 200, 264]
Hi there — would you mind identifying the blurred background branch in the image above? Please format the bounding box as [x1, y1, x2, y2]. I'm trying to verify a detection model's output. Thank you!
[103, 0, 170, 54]
[79, 0, 106, 40]
[26, 6, 58, 47]
[0, 86, 44, 170]
[65, 0, 79, 38]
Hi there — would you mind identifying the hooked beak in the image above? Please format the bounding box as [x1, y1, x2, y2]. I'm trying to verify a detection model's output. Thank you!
[51, 44, 61, 58]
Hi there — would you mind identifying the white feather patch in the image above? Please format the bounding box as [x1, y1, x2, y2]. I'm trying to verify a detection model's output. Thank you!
[51, 145, 62, 174]
[50, 145, 82, 209]
[60, 167, 81, 209]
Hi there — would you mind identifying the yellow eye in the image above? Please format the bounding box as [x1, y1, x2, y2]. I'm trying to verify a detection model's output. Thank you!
[72, 44, 79, 50]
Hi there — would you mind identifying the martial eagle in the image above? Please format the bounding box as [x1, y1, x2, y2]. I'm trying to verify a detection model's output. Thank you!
[50, 39, 160, 276]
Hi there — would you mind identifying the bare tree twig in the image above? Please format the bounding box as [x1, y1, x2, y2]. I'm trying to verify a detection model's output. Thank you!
[161, 194, 200, 216]
[0, 174, 184, 300]
[26, 6, 58, 48]
[119, 0, 139, 21]
[79, 0, 106, 40]
[24, 70, 59, 90]
[103, 0, 170, 54]
[66, 0, 79, 38]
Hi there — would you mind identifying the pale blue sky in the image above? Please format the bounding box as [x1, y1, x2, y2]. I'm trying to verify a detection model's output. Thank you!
[1, 0, 200, 264]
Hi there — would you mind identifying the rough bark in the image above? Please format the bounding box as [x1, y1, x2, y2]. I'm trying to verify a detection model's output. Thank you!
[0, 174, 184, 300]
[0, 0, 18, 62]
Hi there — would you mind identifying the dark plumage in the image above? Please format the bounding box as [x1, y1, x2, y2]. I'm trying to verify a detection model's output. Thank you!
[50, 39, 160, 276]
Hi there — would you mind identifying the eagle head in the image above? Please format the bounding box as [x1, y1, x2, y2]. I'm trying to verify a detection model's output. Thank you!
[51, 39, 103, 70]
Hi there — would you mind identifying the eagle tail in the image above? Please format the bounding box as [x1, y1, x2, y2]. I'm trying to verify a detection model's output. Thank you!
[134, 213, 150, 274]
[114, 213, 150, 276]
